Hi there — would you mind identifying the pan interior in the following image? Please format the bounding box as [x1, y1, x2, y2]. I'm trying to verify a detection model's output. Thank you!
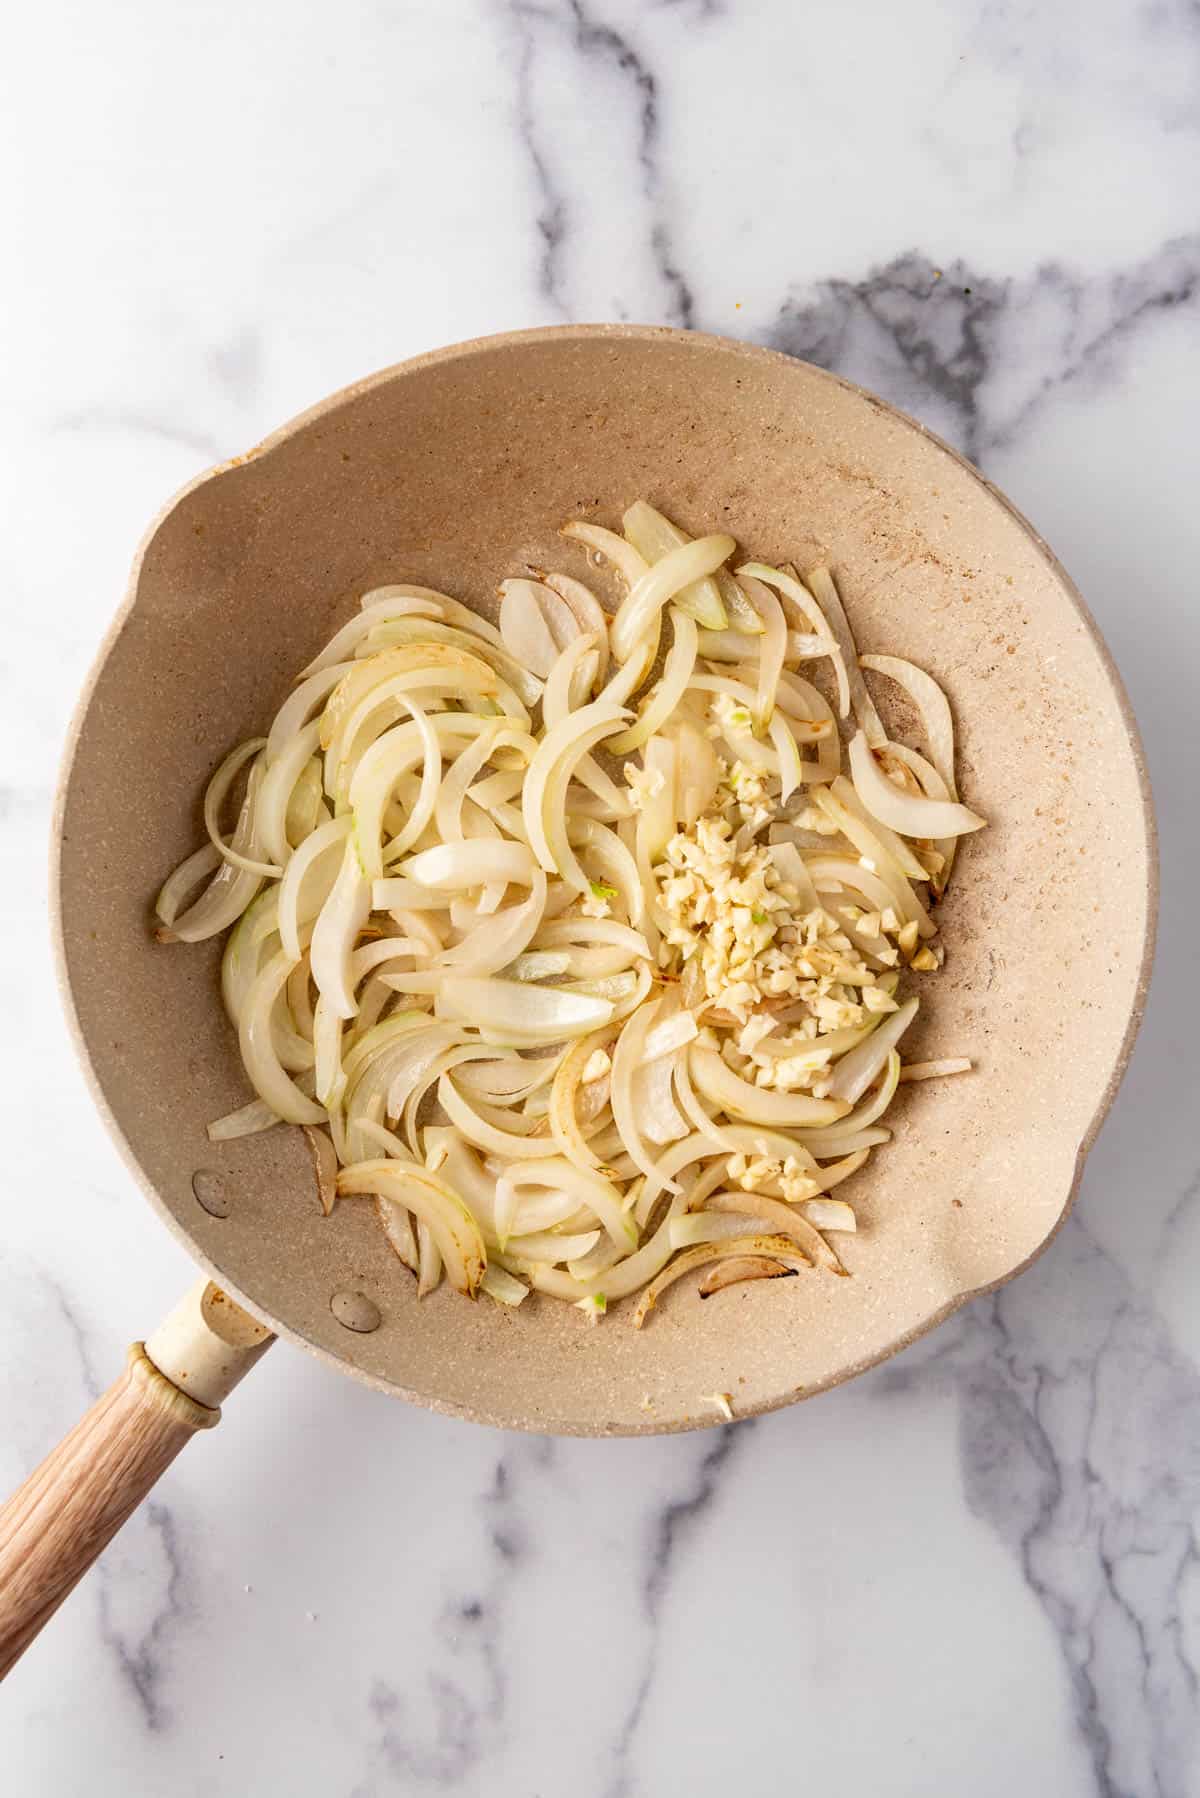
[55, 327, 1153, 1434]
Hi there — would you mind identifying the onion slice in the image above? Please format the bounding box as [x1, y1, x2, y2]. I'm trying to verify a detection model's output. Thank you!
[698, 1255, 800, 1297]
[610, 535, 735, 663]
[522, 703, 630, 890]
[849, 731, 985, 838]
[899, 1057, 972, 1082]
[302, 1125, 339, 1217]
[689, 1042, 850, 1128]
[621, 500, 728, 631]
[310, 840, 371, 1020]
[434, 976, 613, 1042]
[704, 1191, 846, 1274]
[336, 1160, 486, 1296]
[827, 997, 919, 1103]
[633, 1235, 811, 1326]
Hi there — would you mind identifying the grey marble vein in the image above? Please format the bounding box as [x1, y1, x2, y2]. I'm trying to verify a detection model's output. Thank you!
[512, 7, 570, 315]
[506, 0, 698, 326]
[606, 1423, 747, 1798]
[878, 1218, 1200, 1798]
[352, 1442, 551, 1792]
[39, 1272, 193, 1733]
[94, 1499, 190, 1732]
[768, 236, 1200, 467]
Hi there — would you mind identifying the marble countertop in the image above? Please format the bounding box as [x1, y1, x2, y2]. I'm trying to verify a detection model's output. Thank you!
[2, 2, 1197, 1792]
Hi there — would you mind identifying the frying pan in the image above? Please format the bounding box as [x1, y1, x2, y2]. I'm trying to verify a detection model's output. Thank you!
[0, 326, 1155, 1674]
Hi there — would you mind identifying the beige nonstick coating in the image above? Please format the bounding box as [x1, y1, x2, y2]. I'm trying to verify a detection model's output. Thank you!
[53, 325, 1155, 1435]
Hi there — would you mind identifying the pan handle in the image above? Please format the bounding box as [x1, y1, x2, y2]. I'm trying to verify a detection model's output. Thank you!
[0, 1279, 272, 1678]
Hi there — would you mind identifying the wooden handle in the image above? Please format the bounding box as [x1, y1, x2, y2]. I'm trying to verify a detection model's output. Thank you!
[0, 1281, 272, 1679]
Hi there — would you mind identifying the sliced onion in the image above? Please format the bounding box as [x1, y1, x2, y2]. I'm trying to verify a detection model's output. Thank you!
[362, 584, 506, 650]
[337, 1160, 486, 1296]
[801, 1056, 901, 1154]
[312, 991, 345, 1113]
[610, 535, 735, 663]
[801, 566, 886, 745]
[633, 1235, 811, 1326]
[410, 1217, 440, 1298]
[596, 625, 659, 707]
[644, 1010, 698, 1061]
[827, 997, 918, 1102]
[621, 501, 728, 630]
[802, 1196, 857, 1231]
[704, 1190, 845, 1274]
[432, 868, 547, 977]
[163, 762, 267, 943]
[533, 917, 652, 960]
[373, 1023, 463, 1118]
[767, 838, 819, 913]
[715, 568, 765, 635]
[507, 1227, 601, 1263]
[437, 1073, 558, 1161]
[673, 715, 720, 828]
[607, 610, 698, 753]
[812, 777, 930, 886]
[202, 739, 281, 878]
[859, 654, 958, 798]
[542, 572, 611, 675]
[738, 573, 787, 735]
[636, 733, 677, 867]
[804, 853, 934, 939]
[302, 1125, 339, 1217]
[690, 1042, 850, 1128]
[877, 740, 961, 894]
[298, 597, 442, 677]
[238, 950, 326, 1124]
[434, 976, 613, 1042]
[267, 663, 353, 762]
[480, 1265, 530, 1306]
[401, 839, 535, 890]
[309, 839, 371, 1020]
[774, 670, 840, 777]
[373, 1190, 419, 1274]
[349, 698, 441, 877]
[849, 731, 985, 839]
[522, 703, 630, 889]
[561, 519, 649, 588]
[899, 1057, 972, 1082]
[162, 498, 981, 1325]
[672, 1052, 740, 1152]
[698, 1256, 799, 1297]
[206, 1094, 283, 1141]
[686, 673, 804, 798]
[495, 1158, 637, 1251]
[322, 644, 499, 794]
[610, 999, 686, 1191]
[549, 1029, 617, 1174]
[499, 578, 577, 678]
[738, 562, 850, 718]
[270, 737, 325, 865]
[155, 843, 221, 929]
[696, 629, 763, 662]
[278, 816, 354, 963]
[541, 632, 599, 727]
[632, 1052, 689, 1145]
[361, 614, 544, 708]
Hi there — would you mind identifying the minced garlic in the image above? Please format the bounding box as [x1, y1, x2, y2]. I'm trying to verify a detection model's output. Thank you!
[652, 759, 924, 1092]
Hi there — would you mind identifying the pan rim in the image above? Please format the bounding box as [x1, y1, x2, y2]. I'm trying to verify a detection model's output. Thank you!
[49, 322, 1158, 1435]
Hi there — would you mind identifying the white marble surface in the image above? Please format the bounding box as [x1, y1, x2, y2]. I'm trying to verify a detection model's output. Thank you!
[1, 1, 1197, 1792]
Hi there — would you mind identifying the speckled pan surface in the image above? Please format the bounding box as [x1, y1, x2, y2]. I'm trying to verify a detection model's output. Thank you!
[53, 325, 1155, 1435]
